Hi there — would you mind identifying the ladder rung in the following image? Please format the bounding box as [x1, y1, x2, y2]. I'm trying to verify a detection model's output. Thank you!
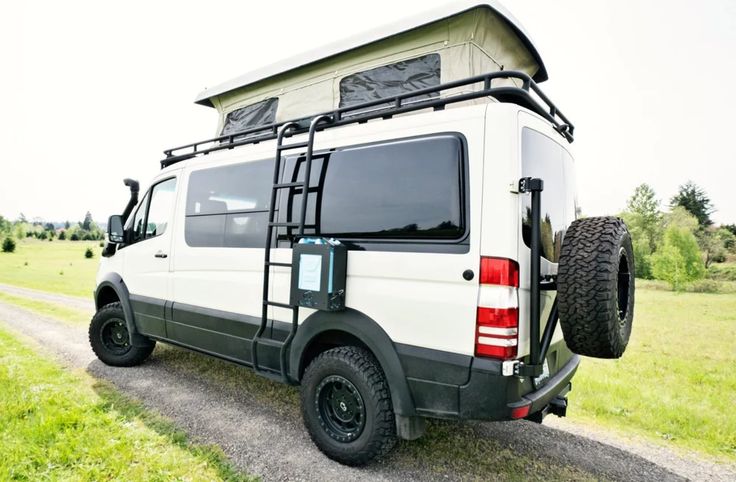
[277, 141, 309, 151]
[269, 222, 301, 228]
[264, 300, 295, 309]
[265, 261, 292, 267]
[273, 182, 304, 189]
[253, 337, 284, 349]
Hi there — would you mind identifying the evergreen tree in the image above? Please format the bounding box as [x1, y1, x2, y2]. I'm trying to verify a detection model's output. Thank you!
[670, 181, 714, 228]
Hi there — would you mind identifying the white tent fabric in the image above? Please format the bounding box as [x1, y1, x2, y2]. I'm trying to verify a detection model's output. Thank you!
[197, 3, 546, 135]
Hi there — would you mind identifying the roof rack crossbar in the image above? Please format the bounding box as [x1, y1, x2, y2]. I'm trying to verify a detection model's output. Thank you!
[161, 70, 574, 168]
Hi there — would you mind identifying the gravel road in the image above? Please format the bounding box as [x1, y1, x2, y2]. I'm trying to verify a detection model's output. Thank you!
[0, 288, 734, 481]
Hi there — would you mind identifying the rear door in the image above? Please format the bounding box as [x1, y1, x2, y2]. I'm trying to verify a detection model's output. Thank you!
[517, 116, 577, 369]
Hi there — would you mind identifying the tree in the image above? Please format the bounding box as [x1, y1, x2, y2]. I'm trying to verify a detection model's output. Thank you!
[64, 220, 71, 229]
[58, 230, 66, 241]
[723, 224, 736, 237]
[1, 237, 16, 253]
[670, 181, 714, 228]
[717, 227, 736, 253]
[651, 211, 705, 290]
[82, 211, 93, 231]
[620, 183, 662, 278]
[0, 216, 10, 235]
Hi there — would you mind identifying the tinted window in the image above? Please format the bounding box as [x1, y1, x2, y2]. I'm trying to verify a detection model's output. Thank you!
[185, 160, 272, 248]
[221, 98, 278, 137]
[146, 178, 177, 238]
[287, 135, 464, 240]
[521, 128, 576, 262]
[339, 54, 441, 111]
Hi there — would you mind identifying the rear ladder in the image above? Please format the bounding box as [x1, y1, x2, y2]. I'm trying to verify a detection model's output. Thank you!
[251, 115, 332, 382]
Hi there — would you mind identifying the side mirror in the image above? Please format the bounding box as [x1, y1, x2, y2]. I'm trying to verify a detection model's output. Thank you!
[107, 215, 125, 244]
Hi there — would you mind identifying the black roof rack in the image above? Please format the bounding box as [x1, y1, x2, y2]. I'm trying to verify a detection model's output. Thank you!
[161, 70, 574, 168]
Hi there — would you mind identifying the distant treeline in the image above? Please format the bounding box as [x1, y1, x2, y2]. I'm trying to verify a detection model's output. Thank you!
[0, 211, 104, 241]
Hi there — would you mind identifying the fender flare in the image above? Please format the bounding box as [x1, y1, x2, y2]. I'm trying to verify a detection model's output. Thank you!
[288, 308, 416, 417]
[94, 273, 150, 347]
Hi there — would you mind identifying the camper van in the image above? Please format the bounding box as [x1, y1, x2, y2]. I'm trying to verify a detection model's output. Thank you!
[92, 1, 635, 465]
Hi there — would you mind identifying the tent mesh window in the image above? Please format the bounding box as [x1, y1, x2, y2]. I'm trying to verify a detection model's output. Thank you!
[221, 98, 279, 136]
[339, 54, 441, 110]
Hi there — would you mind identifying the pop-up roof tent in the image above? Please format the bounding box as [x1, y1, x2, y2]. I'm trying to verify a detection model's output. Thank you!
[194, 1, 547, 137]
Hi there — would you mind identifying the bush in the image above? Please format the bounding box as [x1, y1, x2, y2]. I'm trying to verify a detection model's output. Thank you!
[58, 230, 66, 240]
[707, 263, 736, 281]
[651, 224, 705, 290]
[84, 247, 94, 259]
[2, 237, 16, 253]
[70, 233, 80, 241]
[686, 279, 722, 293]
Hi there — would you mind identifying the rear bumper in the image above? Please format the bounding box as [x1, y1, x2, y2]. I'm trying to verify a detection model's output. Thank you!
[506, 354, 580, 417]
[460, 353, 580, 420]
[397, 342, 580, 421]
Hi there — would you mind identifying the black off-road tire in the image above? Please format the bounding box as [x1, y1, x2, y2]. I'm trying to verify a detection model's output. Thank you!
[301, 346, 397, 466]
[557, 217, 635, 359]
[89, 302, 155, 366]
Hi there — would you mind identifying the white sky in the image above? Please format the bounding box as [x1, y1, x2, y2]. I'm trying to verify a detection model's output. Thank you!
[1, 0, 734, 224]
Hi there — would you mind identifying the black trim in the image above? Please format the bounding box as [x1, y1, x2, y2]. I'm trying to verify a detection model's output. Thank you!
[94, 273, 150, 347]
[286, 308, 416, 417]
[129, 294, 167, 338]
[95, 289, 579, 423]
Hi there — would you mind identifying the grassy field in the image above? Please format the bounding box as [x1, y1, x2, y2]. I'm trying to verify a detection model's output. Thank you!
[0, 239, 100, 298]
[0, 327, 253, 481]
[571, 288, 736, 460]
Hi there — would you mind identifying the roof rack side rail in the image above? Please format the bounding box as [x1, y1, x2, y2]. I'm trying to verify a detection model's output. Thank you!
[161, 71, 574, 169]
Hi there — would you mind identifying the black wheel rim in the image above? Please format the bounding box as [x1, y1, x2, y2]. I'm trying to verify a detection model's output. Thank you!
[100, 318, 131, 355]
[315, 375, 366, 442]
[617, 249, 631, 324]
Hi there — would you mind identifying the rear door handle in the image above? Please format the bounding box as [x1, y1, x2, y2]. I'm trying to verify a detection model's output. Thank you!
[154, 251, 168, 259]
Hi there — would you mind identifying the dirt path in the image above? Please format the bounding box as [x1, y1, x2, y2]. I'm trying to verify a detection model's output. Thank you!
[0, 291, 734, 481]
[0, 283, 94, 312]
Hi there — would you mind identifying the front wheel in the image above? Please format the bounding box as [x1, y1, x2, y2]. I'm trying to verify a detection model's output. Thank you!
[89, 302, 155, 366]
[300, 346, 397, 466]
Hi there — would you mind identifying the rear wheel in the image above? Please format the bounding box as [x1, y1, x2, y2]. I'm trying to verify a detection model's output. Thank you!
[300, 346, 397, 466]
[89, 302, 155, 366]
[557, 216, 635, 358]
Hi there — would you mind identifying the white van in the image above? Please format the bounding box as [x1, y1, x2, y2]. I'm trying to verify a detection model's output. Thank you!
[91, 1, 634, 465]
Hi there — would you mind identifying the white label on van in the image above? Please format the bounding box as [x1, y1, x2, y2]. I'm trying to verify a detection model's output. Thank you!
[299, 254, 322, 291]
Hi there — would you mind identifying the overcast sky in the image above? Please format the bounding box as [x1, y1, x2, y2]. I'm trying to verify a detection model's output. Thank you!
[1, 0, 734, 224]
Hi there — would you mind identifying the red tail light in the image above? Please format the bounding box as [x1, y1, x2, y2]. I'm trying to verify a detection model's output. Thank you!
[480, 257, 519, 287]
[475, 257, 519, 360]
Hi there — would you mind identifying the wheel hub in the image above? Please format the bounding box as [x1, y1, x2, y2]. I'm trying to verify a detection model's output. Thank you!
[315, 375, 366, 442]
[100, 318, 131, 355]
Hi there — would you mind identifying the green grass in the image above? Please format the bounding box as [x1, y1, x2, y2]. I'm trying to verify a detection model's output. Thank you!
[571, 287, 736, 460]
[0, 239, 100, 298]
[0, 291, 88, 324]
[0, 326, 254, 481]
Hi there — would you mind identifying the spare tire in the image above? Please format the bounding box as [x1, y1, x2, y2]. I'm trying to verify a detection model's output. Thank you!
[557, 217, 635, 359]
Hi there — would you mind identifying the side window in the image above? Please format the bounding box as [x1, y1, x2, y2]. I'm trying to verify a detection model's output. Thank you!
[185, 160, 273, 248]
[146, 178, 178, 238]
[339, 54, 441, 111]
[287, 135, 465, 241]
